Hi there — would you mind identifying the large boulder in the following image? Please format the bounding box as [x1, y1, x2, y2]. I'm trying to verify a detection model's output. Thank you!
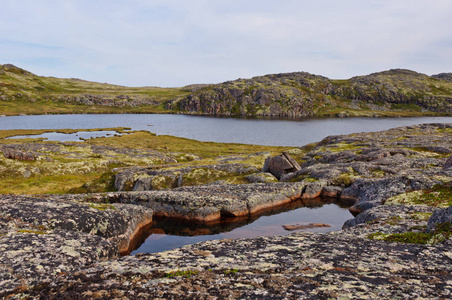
[263, 153, 301, 180]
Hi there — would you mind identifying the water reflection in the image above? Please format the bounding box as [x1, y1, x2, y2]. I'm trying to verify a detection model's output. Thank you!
[131, 197, 353, 255]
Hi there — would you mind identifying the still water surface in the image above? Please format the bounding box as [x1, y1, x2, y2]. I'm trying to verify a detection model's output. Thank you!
[1, 114, 452, 146]
[132, 200, 351, 254]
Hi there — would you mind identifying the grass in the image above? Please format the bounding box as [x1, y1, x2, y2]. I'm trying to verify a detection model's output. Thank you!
[0, 128, 292, 194]
[0, 64, 190, 115]
[86, 131, 289, 159]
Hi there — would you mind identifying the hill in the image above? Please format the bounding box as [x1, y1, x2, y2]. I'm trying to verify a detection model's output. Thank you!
[1, 64, 451, 117]
[167, 69, 452, 117]
[0, 64, 189, 115]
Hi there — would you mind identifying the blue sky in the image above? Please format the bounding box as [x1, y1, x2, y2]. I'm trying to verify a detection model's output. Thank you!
[1, 0, 451, 87]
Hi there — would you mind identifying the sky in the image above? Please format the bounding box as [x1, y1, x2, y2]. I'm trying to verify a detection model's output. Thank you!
[1, 0, 451, 87]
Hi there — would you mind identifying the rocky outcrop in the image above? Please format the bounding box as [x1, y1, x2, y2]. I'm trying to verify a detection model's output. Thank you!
[167, 72, 332, 118]
[281, 123, 452, 214]
[167, 69, 452, 117]
[432, 72, 452, 82]
[55, 94, 160, 107]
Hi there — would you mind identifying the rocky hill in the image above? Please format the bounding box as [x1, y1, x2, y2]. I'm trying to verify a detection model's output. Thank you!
[167, 69, 452, 117]
[1, 64, 452, 117]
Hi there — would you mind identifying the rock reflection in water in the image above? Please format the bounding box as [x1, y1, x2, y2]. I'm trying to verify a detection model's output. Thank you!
[131, 197, 353, 255]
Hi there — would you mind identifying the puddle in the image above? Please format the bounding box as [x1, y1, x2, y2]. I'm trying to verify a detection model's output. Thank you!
[131, 198, 353, 255]
[7, 130, 124, 142]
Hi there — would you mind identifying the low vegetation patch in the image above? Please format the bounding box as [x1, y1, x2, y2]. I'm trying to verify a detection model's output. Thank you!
[164, 270, 199, 278]
[0, 128, 291, 194]
[367, 222, 452, 245]
[385, 184, 452, 207]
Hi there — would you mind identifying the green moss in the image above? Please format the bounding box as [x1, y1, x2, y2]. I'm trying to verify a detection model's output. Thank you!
[224, 268, 239, 275]
[17, 229, 47, 234]
[332, 173, 356, 187]
[165, 270, 198, 278]
[371, 169, 386, 178]
[386, 215, 402, 225]
[87, 203, 115, 210]
[367, 222, 452, 245]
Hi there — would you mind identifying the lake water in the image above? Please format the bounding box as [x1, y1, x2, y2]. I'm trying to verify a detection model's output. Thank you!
[131, 199, 352, 254]
[1, 114, 451, 146]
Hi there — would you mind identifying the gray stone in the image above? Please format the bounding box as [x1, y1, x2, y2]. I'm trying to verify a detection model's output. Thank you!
[427, 205, 452, 232]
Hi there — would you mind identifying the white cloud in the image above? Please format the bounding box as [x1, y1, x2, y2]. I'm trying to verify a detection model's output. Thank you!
[1, 0, 451, 86]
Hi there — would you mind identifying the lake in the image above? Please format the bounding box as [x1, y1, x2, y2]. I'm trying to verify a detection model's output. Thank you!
[1, 114, 452, 146]
[2, 114, 452, 254]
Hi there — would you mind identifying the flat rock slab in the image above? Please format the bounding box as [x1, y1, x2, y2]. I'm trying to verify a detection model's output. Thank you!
[0, 195, 153, 253]
[79, 182, 313, 222]
[19, 229, 452, 299]
[0, 195, 154, 296]
[0, 228, 118, 297]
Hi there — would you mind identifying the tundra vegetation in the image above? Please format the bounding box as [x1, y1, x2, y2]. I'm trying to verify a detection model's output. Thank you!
[1, 64, 451, 117]
[0, 128, 293, 194]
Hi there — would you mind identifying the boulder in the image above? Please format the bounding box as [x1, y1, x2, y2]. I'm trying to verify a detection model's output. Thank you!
[427, 205, 452, 233]
[263, 153, 301, 180]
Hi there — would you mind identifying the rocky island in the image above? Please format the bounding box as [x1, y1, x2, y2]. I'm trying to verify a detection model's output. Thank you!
[1, 123, 452, 298]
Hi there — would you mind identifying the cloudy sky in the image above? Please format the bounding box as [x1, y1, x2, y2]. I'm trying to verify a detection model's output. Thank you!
[1, 0, 451, 87]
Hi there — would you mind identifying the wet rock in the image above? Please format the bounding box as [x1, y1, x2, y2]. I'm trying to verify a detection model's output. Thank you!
[263, 153, 301, 179]
[321, 185, 342, 198]
[301, 181, 326, 199]
[282, 223, 331, 231]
